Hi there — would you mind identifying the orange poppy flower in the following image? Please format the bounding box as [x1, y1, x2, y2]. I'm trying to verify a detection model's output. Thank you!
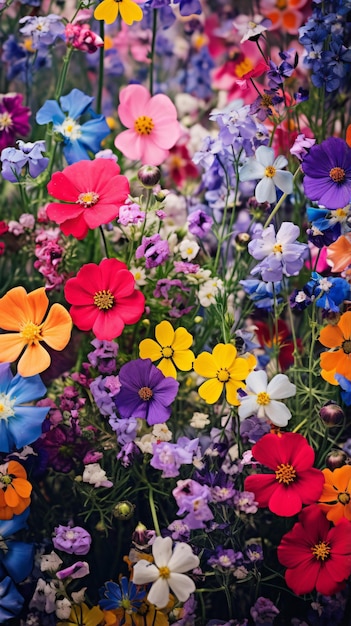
[0, 286, 72, 377]
[327, 234, 351, 273]
[318, 465, 351, 524]
[319, 311, 351, 383]
[0, 460, 32, 519]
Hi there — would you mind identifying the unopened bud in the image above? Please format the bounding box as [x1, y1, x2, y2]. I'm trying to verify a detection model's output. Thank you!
[235, 232, 250, 250]
[137, 165, 161, 188]
[326, 449, 348, 470]
[113, 500, 135, 520]
[319, 401, 345, 427]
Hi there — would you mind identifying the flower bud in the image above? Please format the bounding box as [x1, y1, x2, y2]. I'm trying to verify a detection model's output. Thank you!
[132, 522, 156, 548]
[235, 232, 250, 251]
[137, 165, 161, 188]
[319, 401, 345, 427]
[113, 500, 135, 520]
[326, 449, 348, 470]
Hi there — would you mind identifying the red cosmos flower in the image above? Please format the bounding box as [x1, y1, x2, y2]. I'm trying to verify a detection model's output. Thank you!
[46, 159, 130, 239]
[64, 258, 145, 341]
[244, 432, 324, 516]
[254, 319, 302, 371]
[277, 505, 351, 596]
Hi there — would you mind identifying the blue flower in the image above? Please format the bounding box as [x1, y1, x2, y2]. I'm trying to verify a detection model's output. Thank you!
[36, 88, 110, 164]
[335, 374, 351, 406]
[0, 363, 50, 452]
[305, 272, 351, 312]
[99, 576, 145, 612]
[0, 510, 34, 583]
[0, 575, 24, 621]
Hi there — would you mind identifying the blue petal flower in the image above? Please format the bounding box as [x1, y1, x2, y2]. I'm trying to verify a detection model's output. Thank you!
[36, 99, 65, 125]
[59, 89, 94, 118]
[0, 576, 24, 621]
[0, 541, 34, 583]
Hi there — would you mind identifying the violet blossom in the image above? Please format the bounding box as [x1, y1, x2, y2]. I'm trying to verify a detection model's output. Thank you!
[135, 234, 170, 269]
[248, 222, 308, 282]
[151, 437, 199, 478]
[90, 375, 121, 416]
[53, 525, 92, 555]
[172, 478, 213, 529]
[56, 561, 90, 581]
[87, 339, 118, 374]
[1, 140, 49, 182]
[188, 208, 213, 237]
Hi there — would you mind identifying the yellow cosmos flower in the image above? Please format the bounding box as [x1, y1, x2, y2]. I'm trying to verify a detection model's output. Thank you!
[94, 0, 143, 26]
[57, 602, 104, 626]
[139, 320, 194, 379]
[193, 343, 256, 405]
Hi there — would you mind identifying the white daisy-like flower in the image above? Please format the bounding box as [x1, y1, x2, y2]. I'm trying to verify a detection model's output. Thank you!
[179, 238, 200, 261]
[239, 145, 293, 204]
[238, 370, 296, 427]
[133, 535, 199, 609]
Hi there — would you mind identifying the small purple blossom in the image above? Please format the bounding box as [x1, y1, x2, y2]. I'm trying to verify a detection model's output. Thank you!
[290, 133, 316, 160]
[249, 222, 308, 282]
[135, 234, 170, 269]
[118, 202, 145, 226]
[151, 437, 199, 478]
[115, 359, 179, 425]
[208, 547, 243, 571]
[232, 490, 258, 514]
[87, 339, 118, 374]
[1, 140, 49, 182]
[34, 228, 67, 291]
[172, 478, 213, 529]
[239, 416, 270, 444]
[188, 208, 213, 237]
[19, 15, 65, 49]
[111, 416, 138, 445]
[90, 375, 121, 416]
[53, 525, 92, 555]
[250, 597, 279, 625]
[56, 561, 90, 580]
[0, 93, 30, 151]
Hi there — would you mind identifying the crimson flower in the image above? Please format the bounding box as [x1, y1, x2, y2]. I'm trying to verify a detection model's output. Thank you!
[64, 258, 145, 341]
[277, 505, 351, 596]
[254, 319, 302, 371]
[244, 432, 324, 516]
[46, 159, 130, 239]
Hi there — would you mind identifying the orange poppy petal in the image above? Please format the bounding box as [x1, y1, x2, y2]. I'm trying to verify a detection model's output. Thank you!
[17, 343, 51, 377]
[330, 465, 351, 489]
[27, 287, 49, 325]
[11, 498, 31, 515]
[11, 477, 32, 498]
[0, 334, 26, 363]
[319, 325, 344, 349]
[320, 350, 347, 372]
[327, 234, 351, 273]
[0, 286, 31, 330]
[0, 507, 14, 520]
[8, 461, 27, 479]
[338, 311, 351, 341]
[321, 502, 345, 524]
[4, 486, 19, 508]
[321, 368, 339, 385]
[41, 303, 72, 350]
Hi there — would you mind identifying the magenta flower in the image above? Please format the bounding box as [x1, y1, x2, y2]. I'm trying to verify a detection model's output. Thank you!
[302, 137, 351, 209]
[0, 93, 30, 151]
[114, 85, 181, 166]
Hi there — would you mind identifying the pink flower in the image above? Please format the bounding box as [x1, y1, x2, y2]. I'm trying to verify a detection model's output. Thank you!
[114, 85, 182, 166]
[46, 159, 130, 239]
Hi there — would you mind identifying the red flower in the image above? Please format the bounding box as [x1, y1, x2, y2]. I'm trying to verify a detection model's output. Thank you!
[244, 432, 324, 516]
[277, 505, 351, 596]
[254, 319, 302, 371]
[64, 258, 145, 340]
[46, 159, 130, 239]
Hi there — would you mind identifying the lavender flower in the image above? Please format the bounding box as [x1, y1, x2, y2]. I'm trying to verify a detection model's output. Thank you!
[208, 547, 243, 572]
[135, 234, 170, 269]
[248, 222, 308, 282]
[250, 597, 279, 625]
[188, 208, 213, 237]
[172, 478, 213, 529]
[53, 525, 92, 555]
[1, 140, 48, 182]
[151, 438, 199, 478]
[90, 375, 121, 416]
[114, 359, 179, 425]
[87, 339, 118, 374]
[19, 15, 65, 49]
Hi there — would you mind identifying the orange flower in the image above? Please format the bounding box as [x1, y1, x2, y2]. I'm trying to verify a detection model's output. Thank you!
[0, 286, 72, 377]
[319, 311, 351, 383]
[0, 460, 32, 519]
[327, 234, 351, 273]
[318, 465, 351, 524]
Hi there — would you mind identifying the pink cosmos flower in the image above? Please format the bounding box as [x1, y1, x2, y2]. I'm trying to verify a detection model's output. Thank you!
[114, 85, 182, 166]
[46, 159, 130, 239]
[64, 258, 145, 340]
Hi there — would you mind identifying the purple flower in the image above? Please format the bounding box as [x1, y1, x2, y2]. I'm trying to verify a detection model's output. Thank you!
[87, 339, 118, 374]
[151, 438, 199, 478]
[56, 561, 89, 580]
[250, 597, 279, 625]
[19, 14, 65, 49]
[188, 208, 213, 237]
[53, 525, 92, 555]
[135, 234, 170, 269]
[172, 478, 213, 529]
[302, 137, 351, 209]
[232, 490, 258, 515]
[290, 133, 316, 160]
[239, 416, 270, 444]
[0, 93, 30, 151]
[1, 140, 49, 182]
[248, 222, 308, 282]
[114, 359, 179, 425]
[90, 375, 121, 416]
[111, 416, 138, 445]
[208, 547, 243, 571]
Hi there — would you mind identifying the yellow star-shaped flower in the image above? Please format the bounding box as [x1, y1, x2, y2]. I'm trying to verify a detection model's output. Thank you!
[94, 0, 143, 26]
[139, 320, 194, 379]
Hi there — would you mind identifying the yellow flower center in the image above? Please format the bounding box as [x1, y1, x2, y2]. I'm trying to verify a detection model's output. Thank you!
[338, 491, 350, 504]
[161, 346, 174, 358]
[276, 0, 287, 9]
[0, 112, 12, 130]
[217, 368, 230, 383]
[261, 94, 273, 108]
[265, 165, 276, 178]
[235, 57, 254, 78]
[329, 167, 345, 183]
[311, 541, 331, 561]
[138, 386, 153, 401]
[158, 566, 170, 579]
[0, 474, 12, 486]
[0, 394, 15, 421]
[23, 37, 35, 52]
[134, 116, 155, 136]
[273, 243, 283, 254]
[335, 208, 347, 218]
[93, 289, 115, 310]
[275, 463, 296, 485]
[120, 598, 132, 611]
[77, 191, 100, 208]
[256, 391, 270, 405]
[342, 339, 351, 354]
[20, 321, 43, 344]
[58, 117, 82, 140]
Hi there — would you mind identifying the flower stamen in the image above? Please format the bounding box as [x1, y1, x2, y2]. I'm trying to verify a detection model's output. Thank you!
[275, 463, 296, 485]
[158, 566, 170, 579]
[265, 165, 276, 178]
[20, 321, 43, 344]
[93, 289, 115, 310]
[311, 540, 331, 560]
[77, 191, 100, 208]
[329, 167, 345, 183]
[342, 340, 351, 354]
[161, 346, 174, 358]
[0, 112, 12, 130]
[257, 391, 270, 405]
[217, 368, 230, 383]
[134, 116, 154, 136]
[138, 386, 153, 401]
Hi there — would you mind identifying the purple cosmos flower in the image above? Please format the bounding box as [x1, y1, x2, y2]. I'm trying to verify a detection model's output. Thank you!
[135, 234, 170, 269]
[248, 222, 308, 282]
[0, 93, 30, 151]
[53, 525, 92, 555]
[1, 140, 49, 182]
[302, 137, 351, 209]
[114, 359, 179, 426]
[188, 208, 213, 237]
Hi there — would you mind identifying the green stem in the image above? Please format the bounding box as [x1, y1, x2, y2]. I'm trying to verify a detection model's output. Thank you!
[149, 9, 158, 96]
[96, 21, 105, 114]
[148, 485, 161, 536]
[99, 225, 110, 258]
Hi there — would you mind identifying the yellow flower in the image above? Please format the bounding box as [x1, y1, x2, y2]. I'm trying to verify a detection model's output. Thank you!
[139, 320, 194, 379]
[57, 602, 104, 626]
[94, 0, 143, 26]
[193, 343, 256, 405]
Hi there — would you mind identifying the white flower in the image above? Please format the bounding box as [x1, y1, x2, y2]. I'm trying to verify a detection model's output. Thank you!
[55, 598, 71, 619]
[130, 265, 147, 286]
[179, 238, 200, 261]
[239, 145, 293, 204]
[40, 551, 63, 573]
[238, 370, 296, 427]
[82, 463, 113, 488]
[133, 536, 199, 609]
[189, 412, 210, 428]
